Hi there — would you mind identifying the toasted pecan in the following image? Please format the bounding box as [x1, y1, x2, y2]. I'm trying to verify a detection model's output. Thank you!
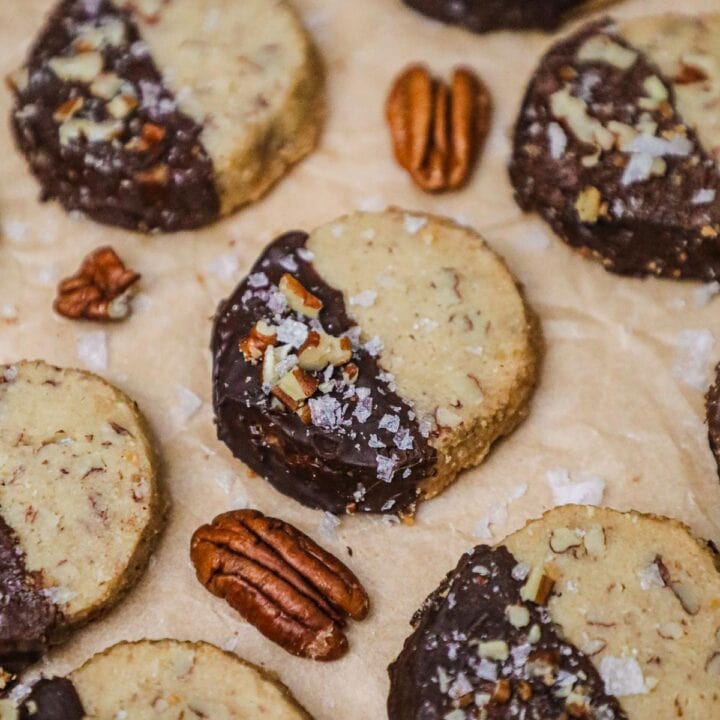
[190, 510, 369, 661]
[386, 64, 491, 192]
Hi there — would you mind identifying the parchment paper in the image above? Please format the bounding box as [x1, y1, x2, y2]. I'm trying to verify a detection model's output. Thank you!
[2, 2, 720, 717]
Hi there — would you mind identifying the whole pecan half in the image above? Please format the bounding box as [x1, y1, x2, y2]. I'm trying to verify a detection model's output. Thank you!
[54, 246, 140, 321]
[386, 64, 491, 192]
[190, 510, 369, 661]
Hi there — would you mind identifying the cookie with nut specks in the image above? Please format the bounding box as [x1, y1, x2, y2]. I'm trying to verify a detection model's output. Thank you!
[0, 360, 165, 687]
[212, 210, 540, 517]
[11, 639, 312, 719]
[401, 0, 607, 34]
[389, 505, 720, 719]
[9, 0, 324, 232]
[511, 15, 720, 280]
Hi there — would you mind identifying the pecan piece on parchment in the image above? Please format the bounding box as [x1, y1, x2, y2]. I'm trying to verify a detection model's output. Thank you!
[54, 246, 140, 321]
[386, 64, 491, 192]
[190, 509, 369, 661]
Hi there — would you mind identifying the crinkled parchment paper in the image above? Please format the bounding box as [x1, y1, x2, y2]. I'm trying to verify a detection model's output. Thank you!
[2, 1, 720, 717]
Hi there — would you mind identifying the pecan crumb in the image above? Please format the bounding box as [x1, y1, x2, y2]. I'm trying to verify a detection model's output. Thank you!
[54, 246, 141, 321]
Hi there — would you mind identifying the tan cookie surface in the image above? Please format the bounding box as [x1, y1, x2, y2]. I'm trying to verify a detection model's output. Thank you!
[0, 360, 165, 634]
[308, 209, 540, 501]
[115, 0, 324, 216]
[504, 505, 720, 718]
[69, 639, 312, 719]
[621, 14, 720, 159]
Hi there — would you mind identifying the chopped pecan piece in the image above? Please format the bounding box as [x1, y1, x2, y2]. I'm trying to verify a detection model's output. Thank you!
[126, 122, 167, 152]
[190, 510, 370, 660]
[135, 163, 169, 186]
[386, 64, 491, 192]
[279, 273, 323, 318]
[674, 63, 708, 84]
[240, 320, 277, 363]
[54, 246, 140, 321]
[272, 367, 320, 411]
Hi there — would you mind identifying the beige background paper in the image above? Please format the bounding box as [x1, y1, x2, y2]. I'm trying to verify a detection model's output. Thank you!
[2, 1, 720, 717]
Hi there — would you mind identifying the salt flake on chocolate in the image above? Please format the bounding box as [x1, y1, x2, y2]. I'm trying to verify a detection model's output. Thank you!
[376, 454, 397, 482]
[276, 318, 308, 348]
[248, 272, 269, 288]
[278, 254, 299, 273]
[353, 395, 373, 423]
[692, 188, 716, 205]
[309, 395, 343, 429]
[394, 428, 414, 451]
[379, 414, 400, 433]
[547, 122, 567, 159]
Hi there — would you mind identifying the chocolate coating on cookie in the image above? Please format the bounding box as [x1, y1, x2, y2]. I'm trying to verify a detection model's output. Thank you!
[706, 363, 720, 480]
[212, 232, 436, 515]
[19, 679, 84, 720]
[402, 0, 587, 33]
[10, 0, 219, 232]
[510, 20, 720, 280]
[0, 518, 57, 681]
[388, 545, 626, 720]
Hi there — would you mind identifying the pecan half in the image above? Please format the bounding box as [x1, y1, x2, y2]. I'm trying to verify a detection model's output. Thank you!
[386, 64, 491, 192]
[190, 510, 369, 661]
[54, 246, 140, 321]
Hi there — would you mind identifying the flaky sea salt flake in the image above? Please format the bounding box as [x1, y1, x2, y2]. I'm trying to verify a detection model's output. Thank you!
[673, 329, 715, 390]
[545, 467, 605, 506]
[77, 330, 108, 371]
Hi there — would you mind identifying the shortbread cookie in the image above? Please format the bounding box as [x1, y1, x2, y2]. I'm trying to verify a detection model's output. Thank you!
[511, 16, 720, 279]
[212, 210, 540, 516]
[389, 505, 720, 719]
[0, 361, 165, 685]
[15, 640, 312, 719]
[507, 506, 720, 717]
[388, 544, 626, 720]
[401, 0, 601, 34]
[9, 0, 323, 232]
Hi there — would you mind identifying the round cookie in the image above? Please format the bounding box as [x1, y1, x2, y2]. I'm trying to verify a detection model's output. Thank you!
[401, 0, 605, 34]
[0, 360, 165, 686]
[212, 210, 540, 516]
[510, 15, 720, 280]
[9, 0, 324, 232]
[388, 543, 626, 720]
[505, 506, 720, 717]
[389, 505, 720, 719]
[13, 639, 312, 719]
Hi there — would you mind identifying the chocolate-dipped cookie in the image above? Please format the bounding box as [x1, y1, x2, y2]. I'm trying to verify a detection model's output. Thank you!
[12, 640, 312, 719]
[706, 362, 720, 484]
[9, 0, 323, 232]
[510, 16, 720, 280]
[389, 505, 720, 718]
[388, 544, 626, 720]
[401, 0, 599, 34]
[0, 360, 165, 688]
[212, 210, 540, 517]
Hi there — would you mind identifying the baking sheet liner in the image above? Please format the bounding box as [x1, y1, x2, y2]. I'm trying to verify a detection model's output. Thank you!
[2, 1, 720, 716]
